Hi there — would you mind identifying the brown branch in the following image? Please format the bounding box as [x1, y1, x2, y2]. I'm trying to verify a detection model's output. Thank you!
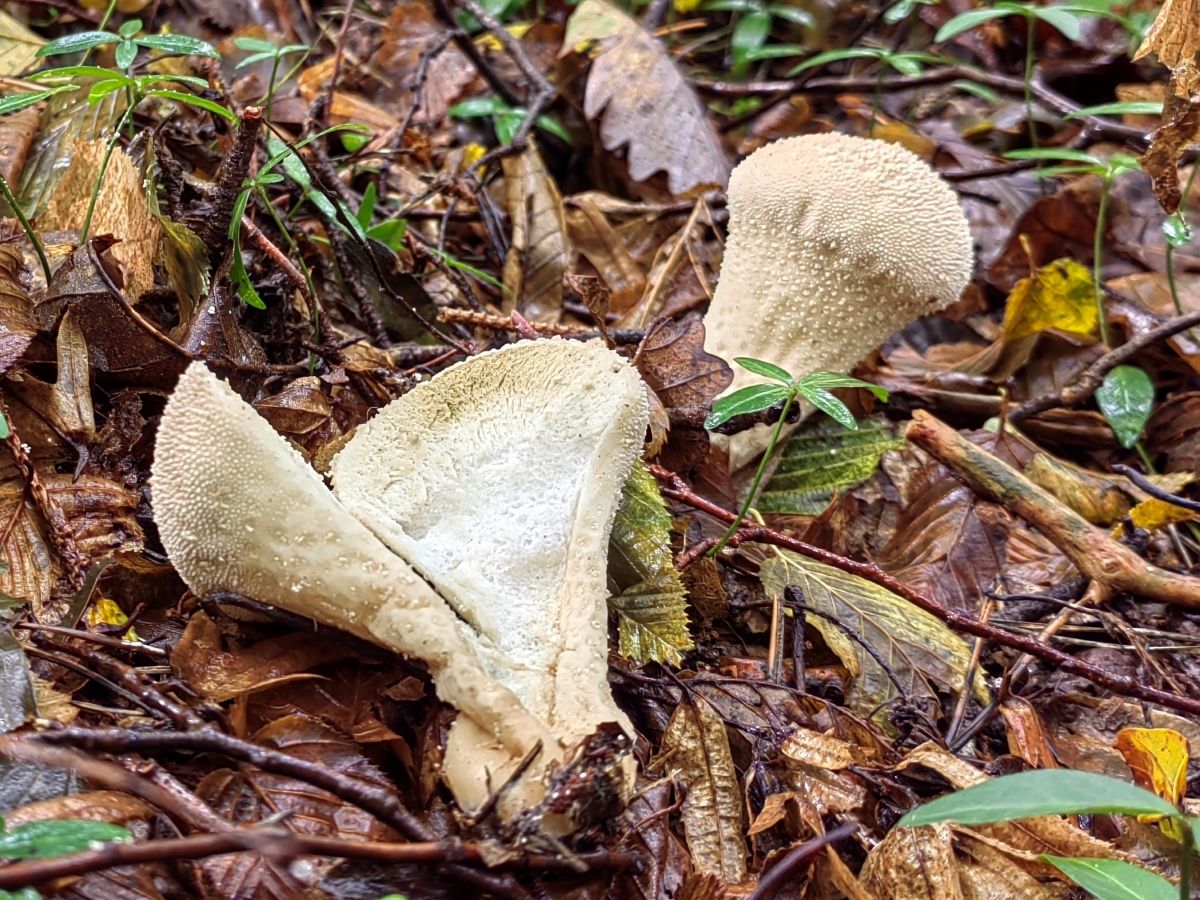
[1011, 309, 1200, 422]
[1112, 463, 1200, 513]
[747, 821, 859, 900]
[0, 826, 635, 890]
[647, 464, 1200, 717]
[906, 410, 1200, 608]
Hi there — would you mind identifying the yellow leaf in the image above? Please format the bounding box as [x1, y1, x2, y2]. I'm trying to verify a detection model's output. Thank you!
[87, 597, 140, 643]
[1115, 726, 1189, 840]
[673, 0, 703, 12]
[1128, 498, 1197, 531]
[476, 21, 533, 51]
[1002, 258, 1097, 342]
[460, 142, 487, 175]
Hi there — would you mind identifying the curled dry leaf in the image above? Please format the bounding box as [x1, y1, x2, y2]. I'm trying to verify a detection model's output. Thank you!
[659, 696, 747, 884]
[502, 139, 569, 322]
[563, 0, 731, 196]
[0, 244, 34, 376]
[6, 309, 95, 443]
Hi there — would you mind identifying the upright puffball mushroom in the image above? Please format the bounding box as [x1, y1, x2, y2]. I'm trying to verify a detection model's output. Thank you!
[704, 133, 974, 467]
[153, 340, 649, 828]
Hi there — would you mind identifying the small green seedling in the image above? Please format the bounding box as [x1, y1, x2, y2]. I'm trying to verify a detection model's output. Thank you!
[233, 36, 312, 119]
[35, 18, 219, 71]
[704, 359, 887, 556]
[448, 96, 571, 146]
[902, 769, 1189, 900]
[701, 0, 816, 75]
[1002, 148, 1141, 347]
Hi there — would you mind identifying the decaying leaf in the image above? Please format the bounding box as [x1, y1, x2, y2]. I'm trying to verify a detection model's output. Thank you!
[563, 0, 731, 195]
[760, 549, 987, 728]
[38, 140, 163, 303]
[502, 138, 569, 322]
[761, 418, 904, 515]
[608, 460, 692, 665]
[0, 243, 34, 376]
[0, 10, 45, 76]
[0, 632, 34, 734]
[1002, 258, 1097, 342]
[1024, 452, 1131, 525]
[1134, 0, 1200, 70]
[659, 696, 746, 884]
[1115, 726, 1190, 840]
[6, 309, 94, 443]
[635, 313, 732, 415]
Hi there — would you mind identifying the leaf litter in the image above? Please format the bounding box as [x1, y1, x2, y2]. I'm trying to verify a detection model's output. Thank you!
[0, 0, 1195, 897]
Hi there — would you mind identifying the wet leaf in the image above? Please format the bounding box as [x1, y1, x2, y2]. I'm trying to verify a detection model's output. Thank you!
[1002, 257, 1097, 341]
[0, 633, 34, 734]
[1042, 856, 1176, 900]
[608, 461, 692, 665]
[760, 549, 986, 728]
[563, 0, 731, 195]
[634, 313, 733, 414]
[1096, 365, 1155, 448]
[659, 696, 746, 883]
[0, 819, 130, 859]
[760, 417, 904, 515]
[1115, 726, 1189, 840]
[501, 139, 568, 322]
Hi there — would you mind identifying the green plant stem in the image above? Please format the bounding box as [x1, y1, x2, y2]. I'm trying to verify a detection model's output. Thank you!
[265, 55, 280, 121]
[1024, 13, 1038, 149]
[0, 173, 51, 285]
[1094, 177, 1112, 346]
[79, 104, 135, 245]
[709, 390, 796, 557]
[1180, 818, 1194, 900]
[1166, 166, 1198, 322]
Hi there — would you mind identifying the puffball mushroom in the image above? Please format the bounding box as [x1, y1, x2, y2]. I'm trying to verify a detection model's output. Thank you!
[331, 339, 649, 817]
[153, 339, 649, 829]
[704, 133, 974, 468]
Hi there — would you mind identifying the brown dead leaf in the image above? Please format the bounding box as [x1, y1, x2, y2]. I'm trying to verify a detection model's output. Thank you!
[38, 140, 162, 302]
[502, 139, 569, 323]
[172, 613, 358, 703]
[779, 726, 857, 771]
[0, 243, 34, 376]
[563, 0, 731, 196]
[1139, 65, 1200, 214]
[567, 195, 647, 310]
[1000, 697, 1058, 769]
[659, 695, 746, 884]
[370, 1, 475, 125]
[1024, 452, 1131, 525]
[955, 832, 1067, 899]
[7, 309, 95, 444]
[5, 791, 152, 828]
[0, 473, 141, 619]
[1134, 0, 1200, 69]
[0, 105, 38, 188]
[613, 779, 693, 898]
[860, 823, 963, 900]
[635, 313, 732, 416]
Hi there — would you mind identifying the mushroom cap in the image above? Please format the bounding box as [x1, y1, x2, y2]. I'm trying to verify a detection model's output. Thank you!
[703, 133, 973, 465]
[331, 338, 649, 811]
[152, 362, 555, 765]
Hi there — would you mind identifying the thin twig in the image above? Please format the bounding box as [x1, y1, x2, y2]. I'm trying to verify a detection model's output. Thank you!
[648, 464, 1200, 717]
[747, 821, 859, 900]
[1112, 464, 1200, 513]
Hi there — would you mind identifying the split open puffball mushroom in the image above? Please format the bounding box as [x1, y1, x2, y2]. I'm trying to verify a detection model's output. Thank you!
[153, 339, 649, 827]
[704, 133, 974, 467]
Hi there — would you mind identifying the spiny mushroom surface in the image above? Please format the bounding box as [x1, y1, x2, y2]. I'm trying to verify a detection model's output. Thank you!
[331, 338, 649, 814]
[704, 132, 974, 467]
[153, 341, 649, 827]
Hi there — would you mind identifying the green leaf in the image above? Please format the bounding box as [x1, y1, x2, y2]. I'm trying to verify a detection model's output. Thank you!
[799, 386, 858, 430]
[233, 36, 279, 53]
[786, 46, 882, 74]
[760, 417, 904, 515]
[934, 7, 1016, 42]
[357, 181, 377, 229]
[953, 80, 1002, 102]
[889, 54, 923, 76]
[768, 5, 816, 27]
[136, 73, 209, 90]
[429, 247, 509, 293]
[1096, 365, 1155, 449]
[30, 65, 134, 83]
[1033, 6, 1083, 39]
[745, 43, 808, 60]
[0, 88, 74, 117]
[900, 770, 1179, 827]
[265, 134, 367, 242]
[144, 89, 238, 122]
[235, 51, 277, 69]
[367, 218, 407, 252]
[702, 0, 762, 11]
[88, 78, 126, 103]
[1163, 213, 1191, 248]
[1004, 147, 1101, 164]
[1041, 856, 1176, 900]
[607, 462, 692, 666]
[1067, 100, 1163, 119]
[705, 384, 790, 429]
[735, 356, 793, 384]
[534, 113, 573, 145]
[230, 249, 265, 309]
[448, 96, 512, 118]
[798, 371, 889, 401]
[117, 19, 142, 38]
[732, 10, 772, 66]
[493, 110, 522, 144]
[136, 34, 220, 59]
[0, 820, 131, 859]
[0, 411, 8, 440]
[36, 31, 119, 57]
[114, 39, 137, 71]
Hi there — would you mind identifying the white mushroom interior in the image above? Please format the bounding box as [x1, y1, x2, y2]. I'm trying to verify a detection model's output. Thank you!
[331, 339, 649, 812]
[704, 133, 974, 467]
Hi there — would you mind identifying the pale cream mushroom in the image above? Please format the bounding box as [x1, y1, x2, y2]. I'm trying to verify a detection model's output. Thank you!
[704, 133, 974, 468]
[153, 339, 648, 827]
[331, 339, 648, 817]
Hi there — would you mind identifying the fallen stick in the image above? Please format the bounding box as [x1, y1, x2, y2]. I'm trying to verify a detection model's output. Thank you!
[905, 410, 1200, 608]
